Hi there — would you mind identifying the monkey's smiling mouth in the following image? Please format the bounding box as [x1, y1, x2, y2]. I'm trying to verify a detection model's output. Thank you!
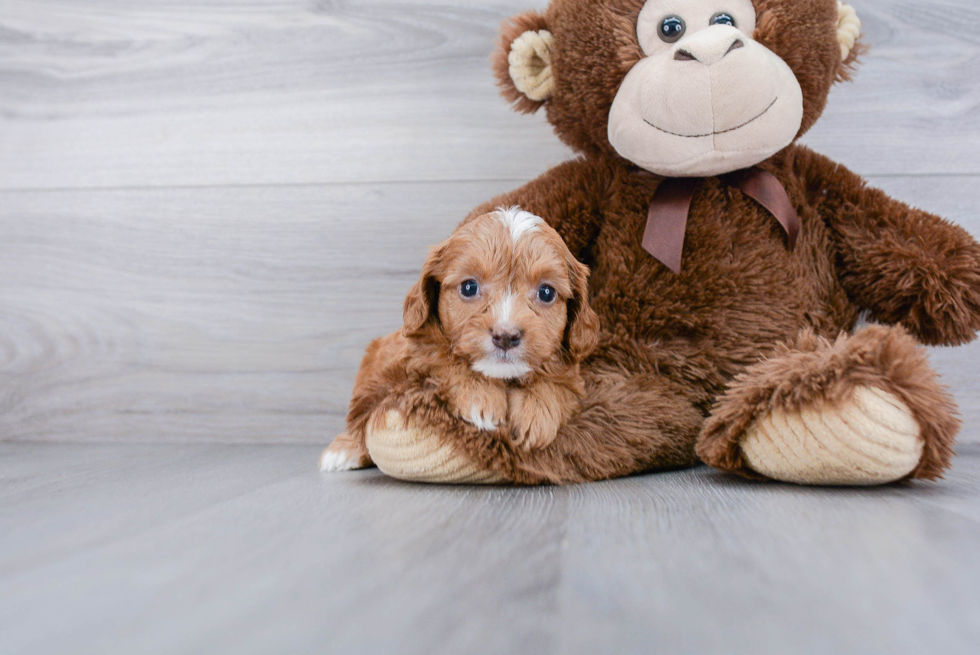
[643, 97, 779, 139]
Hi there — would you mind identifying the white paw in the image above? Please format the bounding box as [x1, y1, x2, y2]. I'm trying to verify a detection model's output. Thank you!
[464, 405, 499, 431]
[319, 448, 360, 472]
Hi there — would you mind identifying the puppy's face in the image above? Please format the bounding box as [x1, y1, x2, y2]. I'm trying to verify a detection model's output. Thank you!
[404, 208, 599, 380]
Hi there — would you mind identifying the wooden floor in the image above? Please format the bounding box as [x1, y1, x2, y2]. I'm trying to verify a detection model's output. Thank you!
[2, 443, 980, 654]
[1, 0, 980, 652]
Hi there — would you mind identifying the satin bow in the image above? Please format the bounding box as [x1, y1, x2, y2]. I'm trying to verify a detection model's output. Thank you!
[642, 168, 801, 274]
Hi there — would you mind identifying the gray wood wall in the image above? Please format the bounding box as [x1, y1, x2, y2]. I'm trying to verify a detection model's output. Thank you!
[1, 0, 979, 444]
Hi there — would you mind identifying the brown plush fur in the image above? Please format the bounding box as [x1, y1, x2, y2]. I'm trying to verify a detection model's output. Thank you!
[350, 0, 980, 484]
[696, 325, 961, 481]
[328, 211, 600, 467]
[496, 0, 854, 158]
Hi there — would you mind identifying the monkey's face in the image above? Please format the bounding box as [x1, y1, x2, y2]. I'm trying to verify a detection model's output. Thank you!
[607, 0, 804, 177]
[493, 0, 862, 176]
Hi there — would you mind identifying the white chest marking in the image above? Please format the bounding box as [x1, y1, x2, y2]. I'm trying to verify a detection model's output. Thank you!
[472, 358, 532, 380]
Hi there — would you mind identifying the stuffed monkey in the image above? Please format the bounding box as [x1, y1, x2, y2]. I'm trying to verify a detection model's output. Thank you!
[326, 0, 980, 486]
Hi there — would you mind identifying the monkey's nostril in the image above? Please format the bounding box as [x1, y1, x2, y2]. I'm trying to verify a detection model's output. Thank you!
[726, 39, 745, 55]
[674, 49, 697, 62]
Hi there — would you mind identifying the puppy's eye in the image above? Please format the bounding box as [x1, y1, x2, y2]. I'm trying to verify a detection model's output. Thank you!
[710, 12, 736, 27]
[659, 16, 686, 43]
[459, 279, 479, 298]
[537, 284, 556, 304]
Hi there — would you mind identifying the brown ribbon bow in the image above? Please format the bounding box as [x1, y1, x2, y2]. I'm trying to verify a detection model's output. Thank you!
[641, 167, 801, 274]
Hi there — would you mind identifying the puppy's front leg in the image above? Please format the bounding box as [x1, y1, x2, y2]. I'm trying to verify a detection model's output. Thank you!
[448, 377, 508, 433]
[508, 381, 579, 450]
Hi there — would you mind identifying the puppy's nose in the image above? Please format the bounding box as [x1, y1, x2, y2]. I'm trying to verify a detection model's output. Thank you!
[491, 327, 523, 351]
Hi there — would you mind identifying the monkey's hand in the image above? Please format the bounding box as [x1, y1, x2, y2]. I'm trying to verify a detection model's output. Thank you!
[803, 148, 980, 346]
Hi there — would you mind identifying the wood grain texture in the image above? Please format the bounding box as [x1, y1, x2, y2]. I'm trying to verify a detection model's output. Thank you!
[0, 0, 979, 192]
[0, 1, 978, 445]
[2, 2, 979, 653]
[0, 180, 518, 442]
[1, 176, 978, 444]
[1, 442, 979, 654]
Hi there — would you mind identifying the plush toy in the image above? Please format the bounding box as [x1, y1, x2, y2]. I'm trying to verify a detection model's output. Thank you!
[329, 0, 980, 485]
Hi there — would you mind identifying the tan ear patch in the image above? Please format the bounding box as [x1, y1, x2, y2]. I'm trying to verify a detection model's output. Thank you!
[508, 30, 556, 103]
[837, 1, 861, 61]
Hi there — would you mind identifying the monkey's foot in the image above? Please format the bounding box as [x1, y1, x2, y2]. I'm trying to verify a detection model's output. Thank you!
[697, 325, 959, 485]
[739, 385, 922, 485]
[365, 410, 507, 484]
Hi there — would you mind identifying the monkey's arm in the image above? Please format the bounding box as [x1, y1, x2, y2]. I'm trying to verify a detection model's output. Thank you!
[464, 157, 612, 262]
[796, 147, 980, 346]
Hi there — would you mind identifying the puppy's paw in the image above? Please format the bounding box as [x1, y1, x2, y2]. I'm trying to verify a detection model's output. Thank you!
[453, 382, 508, 432]
[508, 392, 561, 450]
[464, 405, 501, 432]
[319, 433, 372, 472]
[511, 413, 560, 450]
[319, 448, 361, 472]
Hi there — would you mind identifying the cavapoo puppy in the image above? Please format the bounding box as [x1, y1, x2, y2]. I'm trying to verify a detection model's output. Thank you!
[320, 207, 600, 472]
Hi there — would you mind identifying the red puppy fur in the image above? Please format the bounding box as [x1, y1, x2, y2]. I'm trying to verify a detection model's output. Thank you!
[319, 208, 600, 472]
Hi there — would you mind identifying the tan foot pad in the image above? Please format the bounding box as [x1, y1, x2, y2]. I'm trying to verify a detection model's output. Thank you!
[741, 386, 924, 486]
[365, 411, 507, 484]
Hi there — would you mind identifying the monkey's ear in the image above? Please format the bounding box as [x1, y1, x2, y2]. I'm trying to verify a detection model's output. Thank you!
[836, 1, 865, 81]
[403, 245, 444, 336]
[492, 11, 555, 114]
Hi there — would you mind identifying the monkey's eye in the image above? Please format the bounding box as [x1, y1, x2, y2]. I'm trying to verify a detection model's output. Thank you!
[658, 16, 686, 43]
[460, 279, 479, 298]
[537, 284, 556, 304]
[710, 12, 736, 27]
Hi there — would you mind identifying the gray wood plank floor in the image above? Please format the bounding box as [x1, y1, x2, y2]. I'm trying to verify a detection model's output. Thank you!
[2, 442, 980, 655]
[2, 0, 980, 652]
[3, 177, 979, 443]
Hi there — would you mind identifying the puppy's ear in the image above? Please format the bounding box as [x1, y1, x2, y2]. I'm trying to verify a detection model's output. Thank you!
[403, 244, 444, 336]
[492, 11, 554, 114]
[564, 257, 600, 361]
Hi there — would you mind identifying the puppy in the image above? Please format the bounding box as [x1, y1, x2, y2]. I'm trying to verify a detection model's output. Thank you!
[320, 207, 600, 472]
